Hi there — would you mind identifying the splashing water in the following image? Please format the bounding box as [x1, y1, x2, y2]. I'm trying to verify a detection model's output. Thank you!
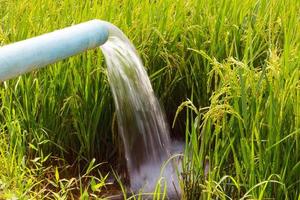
[100, 23, 179, 196]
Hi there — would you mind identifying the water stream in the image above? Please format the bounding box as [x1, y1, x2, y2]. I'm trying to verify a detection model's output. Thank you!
[100, 23, 179, 196]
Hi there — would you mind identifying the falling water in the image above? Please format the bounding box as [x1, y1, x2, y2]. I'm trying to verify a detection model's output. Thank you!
[100, 23, 179, 196]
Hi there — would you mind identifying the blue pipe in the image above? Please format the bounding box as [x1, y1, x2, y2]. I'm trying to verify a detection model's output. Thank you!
[0, 20, 109, 81]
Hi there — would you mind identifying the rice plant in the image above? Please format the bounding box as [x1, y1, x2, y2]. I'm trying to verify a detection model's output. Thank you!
[0, 0, 299, 199]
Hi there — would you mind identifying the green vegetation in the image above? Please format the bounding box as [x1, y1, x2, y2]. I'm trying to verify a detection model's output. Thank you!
[0, 0, 299, 199]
